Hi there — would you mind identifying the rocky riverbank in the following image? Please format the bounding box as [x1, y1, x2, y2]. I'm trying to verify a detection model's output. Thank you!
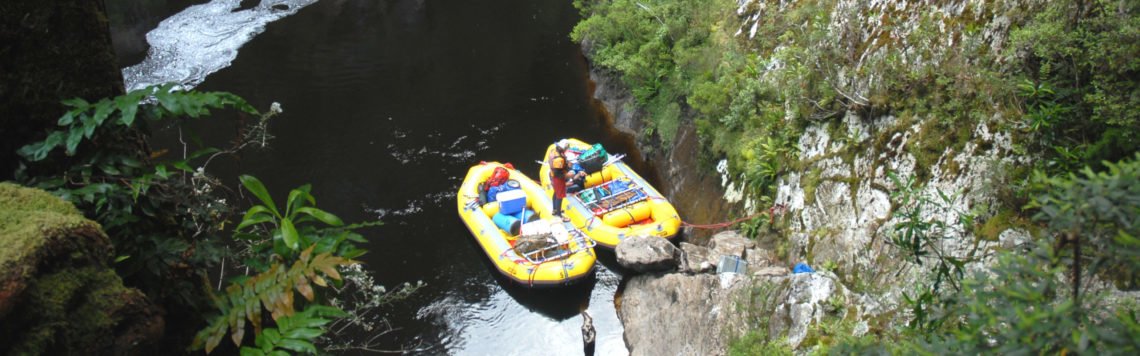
[612, 231, 880, 356]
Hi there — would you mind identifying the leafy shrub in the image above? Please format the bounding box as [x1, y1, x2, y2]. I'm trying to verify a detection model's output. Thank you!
[1009, 0, 1140, 172]
[840, 155, 1140, 353]
[16, 84, 268, 311]
[1027, 153, 1140, 290]
[194, 176, 420, 354]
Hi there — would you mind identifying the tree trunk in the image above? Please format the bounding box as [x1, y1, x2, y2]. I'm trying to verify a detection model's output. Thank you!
[0, 0, 125, 179]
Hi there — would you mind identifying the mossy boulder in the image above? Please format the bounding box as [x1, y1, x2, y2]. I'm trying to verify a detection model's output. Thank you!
[0, 183, 162, 355]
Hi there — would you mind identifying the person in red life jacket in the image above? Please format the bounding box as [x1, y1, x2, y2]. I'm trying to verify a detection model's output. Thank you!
[549, 140, 573, 221]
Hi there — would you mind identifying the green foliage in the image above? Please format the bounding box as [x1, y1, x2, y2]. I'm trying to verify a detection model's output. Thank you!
[573, 0, 800, 182]
[899, 154, 1140, 353]
[15, 84, 265, 312]
[240, 305, 346, 356]
[885, 171, 980, 332]
[233, 175, 369, 271]
[192, 245, 354, 354]
[921, 241, 1140, 354]
[1010, 0, 1140, 172]
[728, 332, 792, 356]
[833, 155, 1140, 353]
[1027, 153, 1140, 289]
[192, 177, 390, 354]
[19, 83, 255, 161]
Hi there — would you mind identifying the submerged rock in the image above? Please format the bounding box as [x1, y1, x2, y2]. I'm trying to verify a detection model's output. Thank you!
[616, 235, 678, 273]
[0, 183, 162, 355]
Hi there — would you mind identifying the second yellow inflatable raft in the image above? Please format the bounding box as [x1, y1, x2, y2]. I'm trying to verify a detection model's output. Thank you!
[539, 139, 680, 248]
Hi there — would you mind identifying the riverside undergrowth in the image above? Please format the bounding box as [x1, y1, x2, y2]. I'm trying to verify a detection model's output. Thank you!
[15, 85, 421, 353]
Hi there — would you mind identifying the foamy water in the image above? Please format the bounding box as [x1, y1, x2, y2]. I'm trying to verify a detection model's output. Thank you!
[122, 0, 319, 91]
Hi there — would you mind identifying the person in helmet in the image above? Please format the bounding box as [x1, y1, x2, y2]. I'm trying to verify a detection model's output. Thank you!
[549, 140, 573, 221]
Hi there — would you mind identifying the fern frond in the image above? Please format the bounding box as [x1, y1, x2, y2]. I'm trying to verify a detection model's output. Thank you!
[191, 245, 355, 353]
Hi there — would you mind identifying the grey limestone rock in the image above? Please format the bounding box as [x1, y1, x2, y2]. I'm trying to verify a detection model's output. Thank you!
[616, 235, 679, 273]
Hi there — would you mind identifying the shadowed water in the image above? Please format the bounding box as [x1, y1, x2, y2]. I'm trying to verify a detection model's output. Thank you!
[109, 0, 639, 354]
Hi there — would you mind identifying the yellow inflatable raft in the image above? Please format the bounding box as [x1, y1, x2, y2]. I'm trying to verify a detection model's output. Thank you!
[456, 161, 596, 287]
[539, 139, 681, 248]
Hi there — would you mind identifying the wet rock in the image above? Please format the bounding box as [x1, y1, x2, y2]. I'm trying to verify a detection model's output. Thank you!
[0, 183, 163, 354]
[679, 242, 713, 274]
[581, 311, 596, 356]
[616, 236, 678, 273]
[620, 273, 752, 356]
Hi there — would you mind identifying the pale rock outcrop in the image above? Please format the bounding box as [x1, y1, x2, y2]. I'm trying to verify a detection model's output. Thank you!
[763, 272, 880, 349]
[619, 273, 753, 356]
[678, 242, 714, 274]
[616, 235, 679, 273]
[619, 264, 878, 355]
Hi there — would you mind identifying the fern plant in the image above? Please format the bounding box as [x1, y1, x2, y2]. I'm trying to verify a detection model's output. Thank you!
[240, 305, 347, 356]
[192, 245, 354, 353]
[191, 175, 380, 354]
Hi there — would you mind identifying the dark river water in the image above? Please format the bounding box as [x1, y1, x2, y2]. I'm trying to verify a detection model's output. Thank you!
[108, 0, 648, 354]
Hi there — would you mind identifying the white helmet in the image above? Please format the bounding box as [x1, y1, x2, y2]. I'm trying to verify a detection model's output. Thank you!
[555, 139, 569, 150]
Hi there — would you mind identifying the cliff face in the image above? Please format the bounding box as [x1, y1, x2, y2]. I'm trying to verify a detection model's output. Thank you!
[583, 0, 1051, 352]
[0, 183, 163, 355]
[587, 65, 738, 243]
[737, 0, 1042, 309]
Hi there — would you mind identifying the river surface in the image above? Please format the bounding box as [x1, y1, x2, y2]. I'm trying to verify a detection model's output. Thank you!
[108, 0, 650, 354]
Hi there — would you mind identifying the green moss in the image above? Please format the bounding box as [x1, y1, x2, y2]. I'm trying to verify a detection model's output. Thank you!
[4, 266, 134, 355]
[799, 316, 855, 352]
[802, 167, 824, 206]
[728, 332, 793, 356]
[0, 182, 100, 269]
[976, 208, 1034, 242]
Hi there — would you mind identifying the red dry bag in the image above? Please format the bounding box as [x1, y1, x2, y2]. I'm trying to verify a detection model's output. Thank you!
[486, 167, 510, 189]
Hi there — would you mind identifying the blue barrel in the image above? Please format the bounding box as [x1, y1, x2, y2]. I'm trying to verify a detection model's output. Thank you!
[492, 212, 521, 236]
[514, 208, 539, 223]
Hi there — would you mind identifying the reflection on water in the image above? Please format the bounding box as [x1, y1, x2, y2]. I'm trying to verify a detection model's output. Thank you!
[109, 0, 635, 354]
[420, 265, 625, 356]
